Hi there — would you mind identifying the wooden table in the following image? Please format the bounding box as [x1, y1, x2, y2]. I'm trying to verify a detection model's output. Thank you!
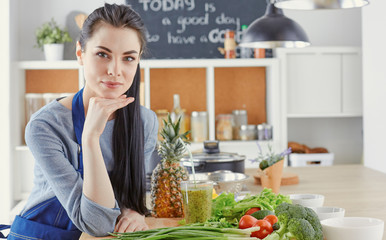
[81, 164, 386, 239]
[247, 164, 386, 240]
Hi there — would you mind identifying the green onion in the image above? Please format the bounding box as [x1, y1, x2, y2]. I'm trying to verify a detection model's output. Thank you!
[107, 226, 260, 239]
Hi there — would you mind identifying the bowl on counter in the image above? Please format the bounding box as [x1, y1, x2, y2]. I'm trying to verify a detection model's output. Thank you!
[321, 217, 384, 240]
[289, 193, 325, 207]
[311, 207, 345, 221]
[189, 170, 249, 195]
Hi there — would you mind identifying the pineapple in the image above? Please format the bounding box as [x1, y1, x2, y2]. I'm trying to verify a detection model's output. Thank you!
[151, 114, 190, 218]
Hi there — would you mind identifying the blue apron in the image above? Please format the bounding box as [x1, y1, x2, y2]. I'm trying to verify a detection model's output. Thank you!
[5, 89, 87, 239]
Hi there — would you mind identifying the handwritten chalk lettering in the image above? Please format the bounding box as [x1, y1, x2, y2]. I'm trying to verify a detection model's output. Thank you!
[215, 13, 240, 27]
[167, 32, 196, 44]
[139, 0, 195, 12]
[208, 28, 227, 44]
[204, 3, 216, 13]
[162, 17, 172, 25]
[200, 35, 208, 43]
[146, 32, 160, 42]
[176, 13, 209, 34]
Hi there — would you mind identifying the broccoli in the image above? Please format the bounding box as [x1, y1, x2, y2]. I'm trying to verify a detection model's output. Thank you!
[263, 202, 323, 240]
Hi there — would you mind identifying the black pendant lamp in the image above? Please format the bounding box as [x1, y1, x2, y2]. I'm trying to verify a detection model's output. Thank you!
[274, 0, 369, 10]
[239, 2, 310, 49]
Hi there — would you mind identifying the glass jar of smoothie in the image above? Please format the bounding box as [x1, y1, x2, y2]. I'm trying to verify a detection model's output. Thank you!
[181, 180, 213, 223]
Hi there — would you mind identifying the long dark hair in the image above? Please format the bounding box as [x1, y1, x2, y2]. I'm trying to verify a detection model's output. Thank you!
[79, 3, 147, 214]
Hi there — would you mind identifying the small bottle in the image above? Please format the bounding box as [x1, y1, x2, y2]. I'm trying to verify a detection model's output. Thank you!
[265, 49, 274, 58]
[254, 48, 266, 58]
[240, 25, 252, 58]
[224, 30, 236, 59]
[170, 94, 186, 133]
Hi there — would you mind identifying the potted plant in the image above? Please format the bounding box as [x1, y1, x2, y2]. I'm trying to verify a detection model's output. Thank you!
[35, 19, 72, 61]
[251, 143, 291, 193]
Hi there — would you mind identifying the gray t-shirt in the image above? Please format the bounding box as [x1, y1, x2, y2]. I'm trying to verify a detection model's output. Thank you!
[22, 99, 158, 236]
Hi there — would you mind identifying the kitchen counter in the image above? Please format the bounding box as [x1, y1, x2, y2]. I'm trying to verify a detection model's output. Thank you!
[81, 164, 386, 239]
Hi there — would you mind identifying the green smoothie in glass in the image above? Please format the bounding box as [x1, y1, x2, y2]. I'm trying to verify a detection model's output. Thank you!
[181, 180, 213, 223]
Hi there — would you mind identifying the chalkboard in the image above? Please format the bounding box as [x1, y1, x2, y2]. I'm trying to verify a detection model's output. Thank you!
[126, 0, 267, 59]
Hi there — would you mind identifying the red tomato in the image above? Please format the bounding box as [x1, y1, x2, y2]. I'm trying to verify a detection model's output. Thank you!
[245, 207, 261, 215]
[239, 215, 258, 229]
[251, 220, 273, 239]
[263, 215, 278, 226]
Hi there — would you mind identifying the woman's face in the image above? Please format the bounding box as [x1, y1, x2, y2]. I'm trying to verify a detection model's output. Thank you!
[77, 22, 141, 99]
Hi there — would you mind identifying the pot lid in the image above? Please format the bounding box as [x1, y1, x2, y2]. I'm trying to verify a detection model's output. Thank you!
[189, 170, 249, 182]
[181, 152, 245, 163]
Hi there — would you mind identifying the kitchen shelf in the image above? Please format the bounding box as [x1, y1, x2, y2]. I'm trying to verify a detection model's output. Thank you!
[17, 60, 80, 69]
[287, 113, 362, 118]
[16, 58, 282, 144]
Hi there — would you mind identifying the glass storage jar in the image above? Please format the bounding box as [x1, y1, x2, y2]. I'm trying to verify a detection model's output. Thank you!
[216, 114, 233, 141]
[25, 93, 44, 126]
[257, 123, 273, 140]
[239, 125, 257, 141]
[232, 110, 248, 140]
[156, 109, 169, 141]
[190, 111, 208, 142]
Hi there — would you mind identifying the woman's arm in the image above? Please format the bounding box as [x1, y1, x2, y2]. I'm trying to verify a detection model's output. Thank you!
[82, 96, 134, 208]
[25, 114, 120, 236]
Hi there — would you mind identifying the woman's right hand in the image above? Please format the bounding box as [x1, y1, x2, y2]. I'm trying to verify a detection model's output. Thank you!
[82, 95, 134, 139]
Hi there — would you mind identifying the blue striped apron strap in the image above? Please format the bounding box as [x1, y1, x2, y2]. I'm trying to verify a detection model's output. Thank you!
[72, 88, 85, 177]
[0, 224, 10, 238]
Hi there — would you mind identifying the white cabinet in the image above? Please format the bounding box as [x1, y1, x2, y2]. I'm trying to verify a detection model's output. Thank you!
[286, 53, 341, 115]
[278, 47, 362, 117]
[342, 53, 362, 114]
[277, 47, 363, 166]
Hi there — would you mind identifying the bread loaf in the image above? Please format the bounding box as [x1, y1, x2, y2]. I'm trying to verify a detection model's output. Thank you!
[288, 141, 329, 154]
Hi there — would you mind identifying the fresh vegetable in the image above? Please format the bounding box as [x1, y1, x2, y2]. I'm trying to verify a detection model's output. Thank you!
[211, 188, 292, 221]
[109, 225, 261, 239]
[239, 215, 258, 229]
[272, 222, 280, 231]
[251, 210, 275, 220]
[263, 215, 278, 226]
[264, 202, 323, 240]
[213, 188, 219, 199]
[204, 218, 238, 229]
[245, 207, 261, 215]
[251, 219, 273, 239]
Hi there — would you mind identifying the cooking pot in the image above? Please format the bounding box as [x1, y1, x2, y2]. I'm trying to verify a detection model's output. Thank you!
[180, 152, 245, 173]
[180, 141, 246, 174]
[189, 170, 249, 194]
[146, 141, 245, 191]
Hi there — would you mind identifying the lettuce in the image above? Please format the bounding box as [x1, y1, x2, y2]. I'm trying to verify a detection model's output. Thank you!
[211, 188, 292, 222]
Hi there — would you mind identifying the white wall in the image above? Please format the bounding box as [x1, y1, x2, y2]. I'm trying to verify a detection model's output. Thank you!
[284, 8, 362, 47]
[17, 0, 125, 61]
[0, 0, 12, 224]
[362, 1, 386, 173]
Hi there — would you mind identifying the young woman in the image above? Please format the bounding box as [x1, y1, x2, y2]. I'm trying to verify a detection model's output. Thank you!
[7, 3, 158, 238]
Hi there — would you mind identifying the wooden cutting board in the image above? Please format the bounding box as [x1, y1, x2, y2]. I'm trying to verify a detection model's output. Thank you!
[253, 172, 299, 186]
